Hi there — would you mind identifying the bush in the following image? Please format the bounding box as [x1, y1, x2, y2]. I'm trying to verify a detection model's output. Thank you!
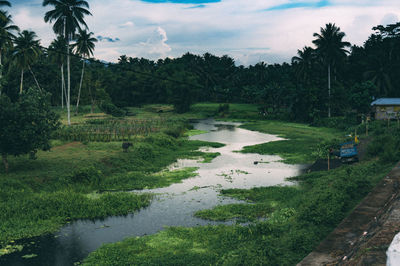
[71, 166, 104, 185]
[367, 134, 400, 162]
[217, 103, 230, 115]
[144, 133, 177, 148]
[133, 143, 156, 160]
[312, 115, 358, 130]
[162, 125, 186, 138]
[99, 102, 126, 117]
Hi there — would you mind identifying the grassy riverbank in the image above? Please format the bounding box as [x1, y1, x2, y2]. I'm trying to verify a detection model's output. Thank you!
[81, 105, 396, 265]
[83, 160, 393, 265]
[0, 106, 225, 252]
[240, 121, 343, 164]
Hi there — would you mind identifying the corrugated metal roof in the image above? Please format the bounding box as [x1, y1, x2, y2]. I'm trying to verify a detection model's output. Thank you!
[371, 98, 400, 106]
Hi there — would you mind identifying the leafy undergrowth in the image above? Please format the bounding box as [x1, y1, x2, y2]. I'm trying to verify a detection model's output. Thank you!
[194, 203, 274, 222]
[194, 186, 299, 222]
[103, 167, 199, 191]
[184, 129, 208, 137]
[0, 191, 152, 246]
[0, 133, 223, 248]
[240, 121, 343, 164]
[83, 160, 392, 265]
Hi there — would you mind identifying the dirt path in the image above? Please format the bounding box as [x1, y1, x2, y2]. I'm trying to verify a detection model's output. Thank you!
[298, 161, 400, 266]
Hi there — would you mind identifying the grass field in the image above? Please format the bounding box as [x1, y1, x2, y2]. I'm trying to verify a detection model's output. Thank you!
[0, 105, 227, 250]
[240, 121, 344, 164]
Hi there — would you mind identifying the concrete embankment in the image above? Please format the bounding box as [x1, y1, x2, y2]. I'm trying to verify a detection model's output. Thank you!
[298, 161, 400, 266]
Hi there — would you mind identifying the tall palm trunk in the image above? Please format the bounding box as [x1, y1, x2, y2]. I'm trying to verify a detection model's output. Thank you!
[28, 66, 42, 91]
[61, 64, 64, 108]
[328, 64, 331, 118]
[20, 69, 24, 94]
[66, 38, 71, 125]
[75, 60, 85, 114]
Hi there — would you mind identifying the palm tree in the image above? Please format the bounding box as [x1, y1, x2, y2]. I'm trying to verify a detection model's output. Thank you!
[0, 12, 18, 63]
[312, 23, 350, 117]
[73, 29, 97, 114]
[49, 36, 67, 108]
[0, 11, 18, 96]
[292, 46, 315, 83]
[43, 0, 92, 125]
[0, 1, 10, 7]
[12, 30, 42, 94]
[0, 1, 11, 24]
[364, 56, 392, 96]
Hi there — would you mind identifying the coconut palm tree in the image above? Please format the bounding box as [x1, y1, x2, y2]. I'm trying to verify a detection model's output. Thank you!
[364, 56, 392, 96]
[73, 29, 97, 114]
[0, 11, 18, 96]
[313, 23, 350, 117]
[43, 0, 92, 125]
[292, 46, 315, 83]
[0, 1, 10, 7]
[0, 12, 18, 64]
[0, 1, 11, 24]
[12, 30, 42, 94]
[49, 36, 67, 107]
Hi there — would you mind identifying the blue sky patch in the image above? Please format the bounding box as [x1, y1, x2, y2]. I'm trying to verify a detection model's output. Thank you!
[141, 0, 220, 3]
[185, 4, 207, 9]
[97, 36, 121, 43]
[266, 0, 331, 11]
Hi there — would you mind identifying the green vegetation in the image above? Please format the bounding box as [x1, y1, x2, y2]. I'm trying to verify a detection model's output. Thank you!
[184, 129, 208, 137]
[240, 120, 343, 164]
[0, 0, 399, 263]
[102, 167, 199, 191]
[84, 160, 392, 265]
[0, 128, 223, 249]
[195, 203, 274, 222]
[0, 89, 59, 172]
[189, 103, 261, 120]
[55, 118, 187, 142]
[0, 190, 152, 245]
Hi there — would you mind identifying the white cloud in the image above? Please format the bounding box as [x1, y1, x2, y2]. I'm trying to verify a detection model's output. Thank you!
[139, 26, 172, 58]
[381, 13, 399, 25]
[9, 0, 400, 65]
[13, 7, 54, 47]
[120, 21, 134, 27]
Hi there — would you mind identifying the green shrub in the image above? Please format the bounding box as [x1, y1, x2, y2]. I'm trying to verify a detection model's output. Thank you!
[312, 115, 358, 130]
[367, 134, 400, 162]
[71, 166, 104, 185]
[162, 125, 186, 138]
[217, 103, 230, 114]
[144, 133, 177, 148]
[133, 143, 156, 160]
[99, 102, 126, 117]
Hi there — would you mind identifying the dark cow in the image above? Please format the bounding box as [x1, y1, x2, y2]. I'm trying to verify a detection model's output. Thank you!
[122, 142, 133, 152]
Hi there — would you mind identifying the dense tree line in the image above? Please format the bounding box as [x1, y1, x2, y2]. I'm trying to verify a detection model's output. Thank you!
[0, 1, 399, 122]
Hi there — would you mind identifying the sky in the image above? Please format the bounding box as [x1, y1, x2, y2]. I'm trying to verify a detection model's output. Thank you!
[8, 0, 400, 65]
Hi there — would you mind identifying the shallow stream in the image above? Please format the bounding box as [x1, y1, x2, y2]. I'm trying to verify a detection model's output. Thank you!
[2, 119, 305, 266]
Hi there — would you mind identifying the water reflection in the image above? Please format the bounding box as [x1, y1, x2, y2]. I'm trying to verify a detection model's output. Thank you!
[1, 119, 305, 266]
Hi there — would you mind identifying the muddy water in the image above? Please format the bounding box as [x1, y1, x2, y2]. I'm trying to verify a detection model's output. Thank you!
[2, 119, 306, 266]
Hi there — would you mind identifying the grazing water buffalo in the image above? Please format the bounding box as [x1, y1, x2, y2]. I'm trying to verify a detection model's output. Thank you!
[122, 142, 133, 152]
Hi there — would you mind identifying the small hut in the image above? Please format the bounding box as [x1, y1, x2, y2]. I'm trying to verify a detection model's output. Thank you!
[371, 98, 400, 120]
